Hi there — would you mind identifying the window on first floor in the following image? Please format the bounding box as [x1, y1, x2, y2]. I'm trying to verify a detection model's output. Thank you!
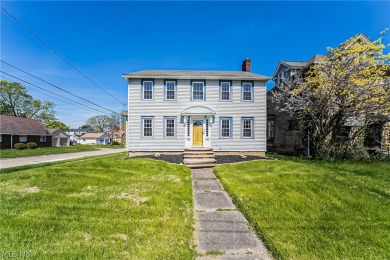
[220, 117, 232, 138]
[142, 117, 154, 137]
[267, 118, 275, 139]
[0, 134, 2, 143]
[287, 119, 300, 131]
[40, 136, 47, 142]
[242, 118, 254, 138]
[164, 117, 176, 138]
[19, 135, 27, 142]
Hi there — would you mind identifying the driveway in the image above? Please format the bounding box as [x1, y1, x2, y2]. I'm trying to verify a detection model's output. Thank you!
[0, 148, 126, 169]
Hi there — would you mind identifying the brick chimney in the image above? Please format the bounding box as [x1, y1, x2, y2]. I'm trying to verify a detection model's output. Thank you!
[242, 58, 251, 72]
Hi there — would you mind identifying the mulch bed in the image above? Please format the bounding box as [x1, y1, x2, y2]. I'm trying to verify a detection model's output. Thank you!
[130, 154, 275, 165]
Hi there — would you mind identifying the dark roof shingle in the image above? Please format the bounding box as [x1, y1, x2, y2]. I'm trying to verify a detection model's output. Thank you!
[0, 115, 51, 136]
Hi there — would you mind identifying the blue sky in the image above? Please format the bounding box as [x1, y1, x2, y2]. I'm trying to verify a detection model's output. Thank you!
[1, 1, 389, 128]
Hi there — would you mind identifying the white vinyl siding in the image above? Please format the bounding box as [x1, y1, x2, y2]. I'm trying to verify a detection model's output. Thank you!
[165, 81, 176, 100]
[19, 135, 27, 142]
[143, 81, 153, 100]
[40, 136, 46, 142]
[220, 82, 231, 101]
[192, 82, 204, 100]
[126, 78, 266, 151]
[242, 82, 253, 101]
[164, 117, 176, 138]
[142, 117, 154, 137]
[242, 118, 254, 138]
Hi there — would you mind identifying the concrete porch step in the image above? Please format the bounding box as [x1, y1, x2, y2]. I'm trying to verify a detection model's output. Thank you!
[184, 158, 217, 164]
[185, 148, 213, 151]
[184, 154, 215, 158]
[183, 151, 214, 155]
[186, 163, 217, 168]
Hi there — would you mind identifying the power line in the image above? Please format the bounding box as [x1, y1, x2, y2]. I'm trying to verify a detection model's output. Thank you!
[1, 60, 116, 114]
[1, 6, 126, 106]
[0, 71, 110, 116]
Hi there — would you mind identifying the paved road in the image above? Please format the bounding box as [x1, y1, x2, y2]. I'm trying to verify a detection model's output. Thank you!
[0, 148, 126, 169]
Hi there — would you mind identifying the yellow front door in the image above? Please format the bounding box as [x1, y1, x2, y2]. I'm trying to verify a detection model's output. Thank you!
[193, 120, 203, 146]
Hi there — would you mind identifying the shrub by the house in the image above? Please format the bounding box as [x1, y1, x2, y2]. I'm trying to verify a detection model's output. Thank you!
[14, 143, 27, 150]
[27, 142, 38, 149]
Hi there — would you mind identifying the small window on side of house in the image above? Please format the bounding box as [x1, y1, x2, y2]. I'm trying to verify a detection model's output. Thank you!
[40, 136, 46, 142]
[19, 135, 27, 142]
[0, 134, 2, 143]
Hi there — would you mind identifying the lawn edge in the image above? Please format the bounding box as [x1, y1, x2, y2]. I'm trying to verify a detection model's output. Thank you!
[213, 165, 282, 260]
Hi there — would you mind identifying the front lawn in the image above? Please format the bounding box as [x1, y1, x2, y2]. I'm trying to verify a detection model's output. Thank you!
[214, 158, 390, 259]
[0, 145, 99, 159]
[0, 155, 194, 259]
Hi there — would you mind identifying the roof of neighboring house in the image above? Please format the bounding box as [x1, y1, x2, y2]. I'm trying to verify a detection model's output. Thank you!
[272, 54, 325, 78]
[280, 61, 307, 67]
[67, 128, 94, 133]
[80, 132, 107, 139]
[122, 70, 270, 81]
[0, 115, 51, 136]
[47, 128, 70, 138]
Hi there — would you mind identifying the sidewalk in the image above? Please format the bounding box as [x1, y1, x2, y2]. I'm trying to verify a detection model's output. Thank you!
[192, 168, 272, 259]
[0, 148, 126, 169]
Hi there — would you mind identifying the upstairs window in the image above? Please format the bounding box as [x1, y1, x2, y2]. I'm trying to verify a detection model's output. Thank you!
[165, 81, 176, 100]
[142, 117, 154, 137]
[220, 82, 231, 101]
[242, 118, 254, 138]
[142, 81, 153, 100]
[242, 82, 253, 101]
[192, 82, 205, 100]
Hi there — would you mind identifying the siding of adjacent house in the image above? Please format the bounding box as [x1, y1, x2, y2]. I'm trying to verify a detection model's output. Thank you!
[127, 79, 266, 151]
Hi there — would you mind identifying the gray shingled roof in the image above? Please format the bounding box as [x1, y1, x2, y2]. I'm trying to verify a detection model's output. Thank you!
[280, 61, 307, 67]
[0, 115, 51, 135]
[122, 70, 270, 80]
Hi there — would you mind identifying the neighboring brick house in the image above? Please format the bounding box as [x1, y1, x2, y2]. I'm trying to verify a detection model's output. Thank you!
[267, 55, 323, 154]
[0, 115, 52, 149]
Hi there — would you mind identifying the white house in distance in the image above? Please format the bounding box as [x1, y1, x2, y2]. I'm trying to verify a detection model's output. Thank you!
[79, 132, 110, 145]
[122, 59, 270, 158]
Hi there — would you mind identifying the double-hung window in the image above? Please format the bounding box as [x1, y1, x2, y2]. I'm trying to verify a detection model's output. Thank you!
[165, 81, 176, 100]
[142, 117, 154, 137]
[192, 82, 204, 100]
[220, 82, 231, 101]
[164, 117, 176, 138]
[40, 136, 46, 142]
[19, 135, 27, 142]
[143, 81, 153, 100]
[242, 118, 254, 138]
[220, 117, 232, 138]
[242, 82, 253, 101]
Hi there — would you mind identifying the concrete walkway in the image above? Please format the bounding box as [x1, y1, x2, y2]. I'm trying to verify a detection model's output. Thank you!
[192, 168, 272, 259]
[0, 148, 126, 169]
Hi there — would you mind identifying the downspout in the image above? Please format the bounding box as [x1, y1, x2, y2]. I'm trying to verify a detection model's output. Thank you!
[10, 135, 13, 149]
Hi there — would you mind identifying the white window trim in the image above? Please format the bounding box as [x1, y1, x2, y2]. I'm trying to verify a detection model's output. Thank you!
[165, 81, 176, 100]
[242, 83, 253, 101]
[192, 82, 205, 101]
[241, 118, 254, 139]
[164, 117, 176, 138]
[220, 82, 231, 101]
[19, 135, 27, 143]
[142, 81, 154, 100]
[141, 117, 154, 138]
[220, 117, 232, 139]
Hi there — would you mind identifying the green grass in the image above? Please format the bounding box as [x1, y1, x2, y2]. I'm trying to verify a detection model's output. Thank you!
[214, 158, 390, 259]
[0, 155, 194, 259]
[0, 145, 99, 159]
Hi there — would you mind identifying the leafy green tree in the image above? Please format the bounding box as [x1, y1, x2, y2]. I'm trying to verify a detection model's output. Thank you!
[271, 32, 390, 158]
[0, 81, 57, 124]
[45, 120, 70, 131]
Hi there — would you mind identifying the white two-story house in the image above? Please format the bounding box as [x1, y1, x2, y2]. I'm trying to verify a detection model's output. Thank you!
[122, 59, 270, 155]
